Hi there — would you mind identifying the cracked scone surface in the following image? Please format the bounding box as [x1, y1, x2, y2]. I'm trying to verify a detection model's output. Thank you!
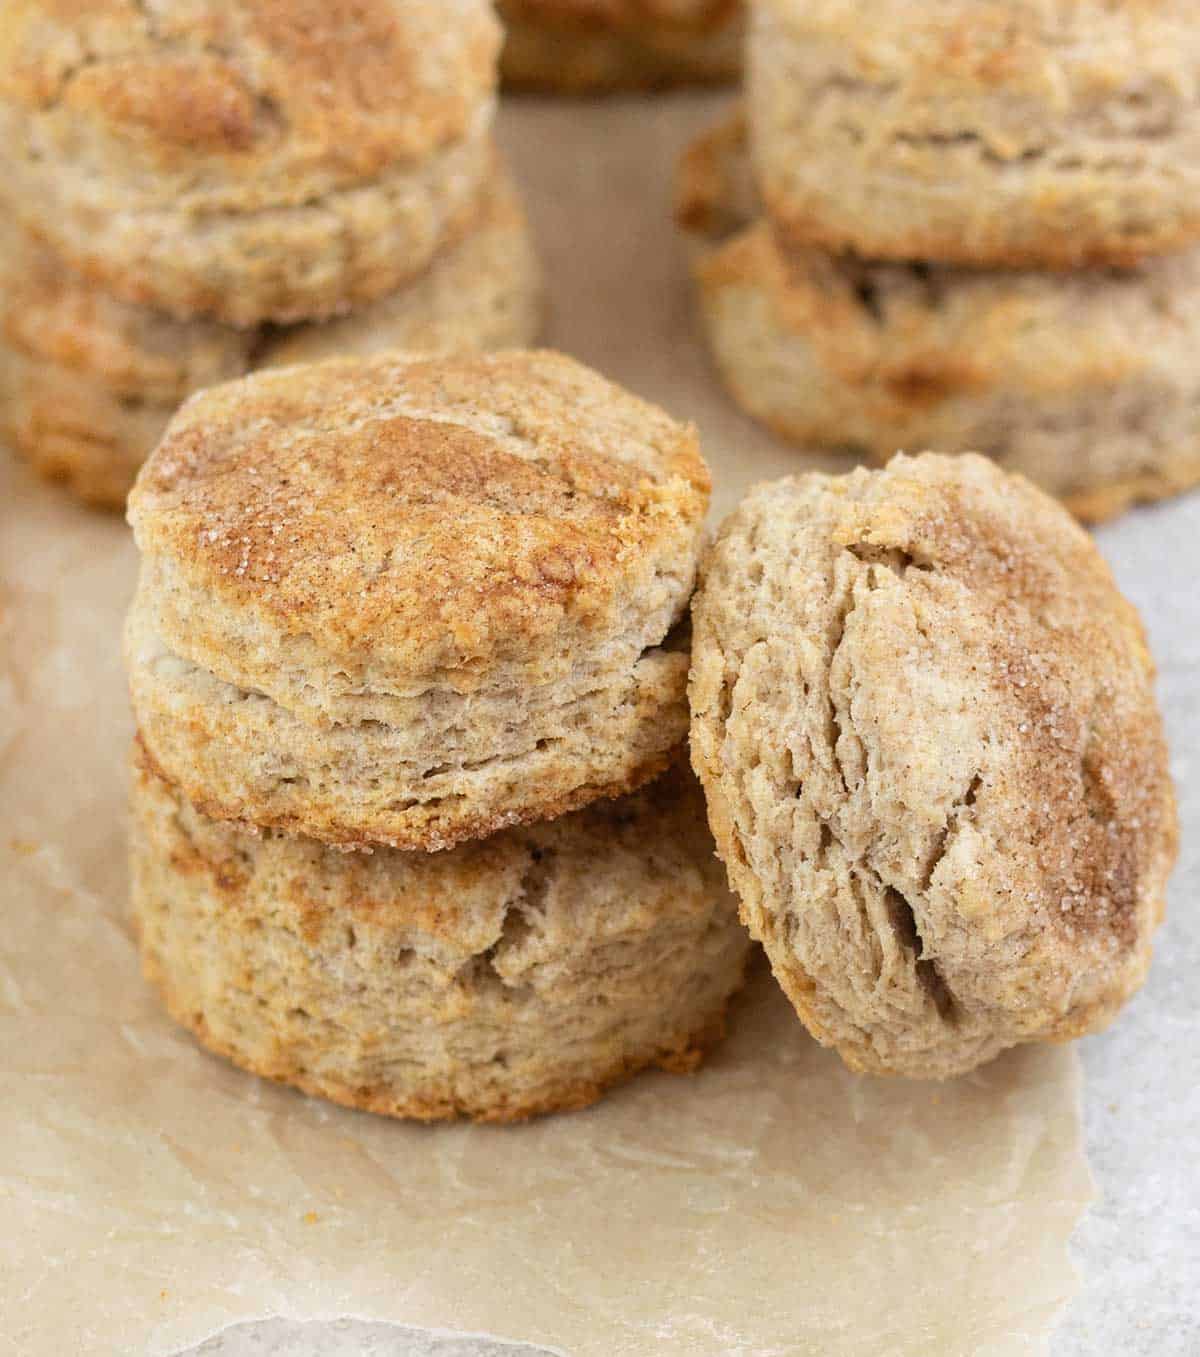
[0, 0, 500, 324]
[679, 114, 1200, 524]
[127, 349, 709, 850]
[131, 751, 753, 1123]
[689, 453, 1177, 1078]
[748, 0, 1200, 268]
[497, 0, 742, 91]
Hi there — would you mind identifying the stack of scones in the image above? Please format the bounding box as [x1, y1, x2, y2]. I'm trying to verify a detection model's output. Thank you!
[124, 348, 752, 1122]
[680, 0, 1200, 521]
[0, 0, 542, 509]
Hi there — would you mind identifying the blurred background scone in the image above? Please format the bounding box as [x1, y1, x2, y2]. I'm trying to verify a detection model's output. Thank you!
[0, 3, 543, 510]
[131, 750, 752, 1123]
[497, 0, 743, 92]
[678, 117, 1200, 524]
[748, 0, 1200, 268]
[0, 0, 501, 325]
[689, 453, 1177, 1078]
[127, 350, 709, 851]
[260, 164, 543, 368]
[0, 220, 253, 508]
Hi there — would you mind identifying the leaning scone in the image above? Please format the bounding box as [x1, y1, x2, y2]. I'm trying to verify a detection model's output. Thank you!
[679, 115, 1200, 523]
[748, 0, 1200, 268]
[690, 453, 1177, 1078]
[497, 0, 742, 92]
[127, 350, 709, 851]
[0, 0, 500, 325]
[131, 750, 752, 1122]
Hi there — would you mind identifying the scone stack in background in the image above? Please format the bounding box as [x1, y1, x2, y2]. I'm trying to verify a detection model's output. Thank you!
[497, 0, 743, 92]
[0, 0, 542, 511]
[680, 0, 1200, 521]
[124, 350, 752, 1122]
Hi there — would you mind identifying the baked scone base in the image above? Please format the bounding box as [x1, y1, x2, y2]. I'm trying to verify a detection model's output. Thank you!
[131, 750, 752, 1122]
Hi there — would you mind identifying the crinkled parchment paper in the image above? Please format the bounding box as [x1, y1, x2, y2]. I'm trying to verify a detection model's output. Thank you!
[0, 96, 1092, 1357]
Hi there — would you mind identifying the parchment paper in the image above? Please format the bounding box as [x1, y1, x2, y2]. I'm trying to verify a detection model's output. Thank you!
[0, 95, 1093, 1357]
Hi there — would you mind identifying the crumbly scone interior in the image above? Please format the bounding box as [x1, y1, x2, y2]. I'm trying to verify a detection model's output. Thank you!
[127, 591, 692, 848]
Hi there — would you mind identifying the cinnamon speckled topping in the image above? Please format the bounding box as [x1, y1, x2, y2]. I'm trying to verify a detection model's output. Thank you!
[129, 350, 708, 683]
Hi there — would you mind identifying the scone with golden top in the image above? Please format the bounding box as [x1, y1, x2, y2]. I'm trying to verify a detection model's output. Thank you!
[748, 0, 1200, 269]
[678, 115, 1200, 523]
[0, 0, 500, 325]
[127, 350, 709, 851]
[0, 218, 254, 508]
[131, 748, 753, 1122]
[260, 162, 543, 369]
[690, 453, 1176, 1078]
[498, 0, 742, 92]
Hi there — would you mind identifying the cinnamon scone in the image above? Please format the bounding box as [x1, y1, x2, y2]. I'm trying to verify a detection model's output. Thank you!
[127, 350, 709, 850]
[690, 453, 1177, 1078]
[0, 0, 500, 324]
[748, 0, 1200, 268]
[679, 115, 1200, 522]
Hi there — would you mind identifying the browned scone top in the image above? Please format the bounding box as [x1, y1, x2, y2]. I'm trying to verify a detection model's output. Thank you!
[129, 349, 709, 710]
[690, 453, 1177, 1078]
[0, 0, 497, 191]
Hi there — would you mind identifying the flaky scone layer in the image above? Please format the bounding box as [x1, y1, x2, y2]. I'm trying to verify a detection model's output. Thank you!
[690, 453, 1176, 1078]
